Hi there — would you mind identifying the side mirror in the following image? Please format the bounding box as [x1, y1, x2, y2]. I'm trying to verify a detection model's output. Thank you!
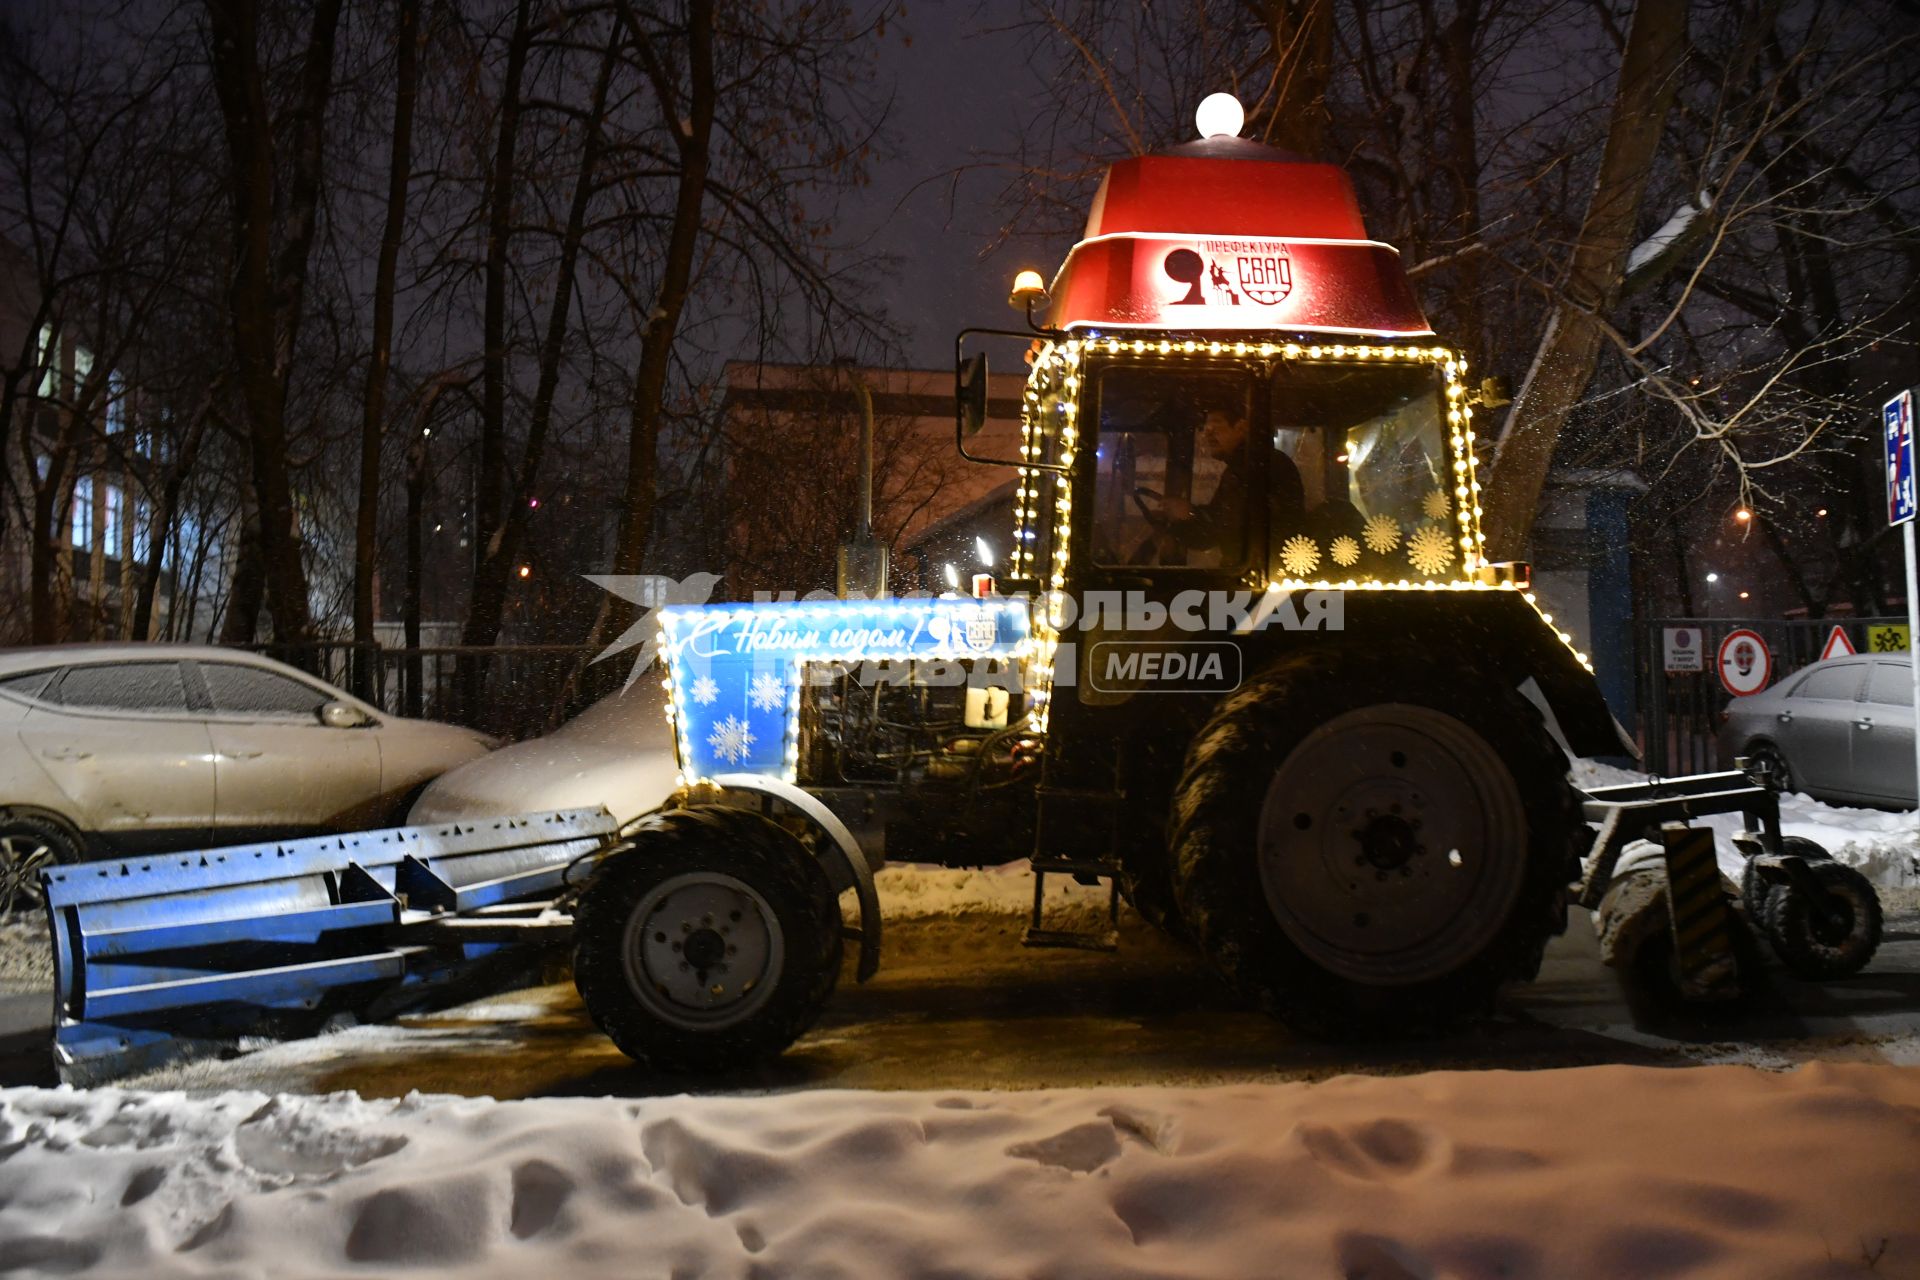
[319, 699, 371, 729]
[956, 351, 989, 439]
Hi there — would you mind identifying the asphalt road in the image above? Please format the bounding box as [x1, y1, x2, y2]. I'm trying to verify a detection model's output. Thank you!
[8, 890, 1913, 1099]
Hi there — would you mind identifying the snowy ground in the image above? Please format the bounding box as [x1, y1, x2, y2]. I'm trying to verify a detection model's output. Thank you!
[4, 1063, 1918, 1279]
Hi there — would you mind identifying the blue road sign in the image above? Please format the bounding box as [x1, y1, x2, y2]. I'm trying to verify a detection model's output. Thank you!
[1887, 389, 1915, 526]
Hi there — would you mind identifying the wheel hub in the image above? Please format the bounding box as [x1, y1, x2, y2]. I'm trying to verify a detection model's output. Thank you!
[621, 873, 784, 1029]
[0, 834, 54, 916]
[1256, 703, 1529, 986]
[1359, 814, 1421, 871]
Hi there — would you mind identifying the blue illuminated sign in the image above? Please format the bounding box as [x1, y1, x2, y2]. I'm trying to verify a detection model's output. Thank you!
[1888, 390, 1915, 527]
[659, 597, 1030, 779]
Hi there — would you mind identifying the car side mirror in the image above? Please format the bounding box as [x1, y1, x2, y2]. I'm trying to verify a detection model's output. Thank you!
[319, 700, 371, 729]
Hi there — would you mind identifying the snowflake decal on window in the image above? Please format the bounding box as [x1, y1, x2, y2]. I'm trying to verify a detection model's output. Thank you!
[707, 714, 757, 765]
[1407, 523, 1456, 576]
[1423, 488, 1452, 521]
[1362, 513, 1401, 554]
[1329, 535, 1361, 567]
[690, 674, 719, 706]
[748, 672, 786, 712]
[1280, 534, 1320, 577]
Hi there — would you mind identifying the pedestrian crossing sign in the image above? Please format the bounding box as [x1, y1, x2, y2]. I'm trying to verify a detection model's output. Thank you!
[1868, 624, 1909, 653]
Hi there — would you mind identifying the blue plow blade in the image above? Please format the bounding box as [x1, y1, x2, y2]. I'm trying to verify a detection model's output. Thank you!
[41, 807, 620, 1084]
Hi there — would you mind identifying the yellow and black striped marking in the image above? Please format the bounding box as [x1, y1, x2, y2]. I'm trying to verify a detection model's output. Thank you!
[1661, 824, 1741, 999]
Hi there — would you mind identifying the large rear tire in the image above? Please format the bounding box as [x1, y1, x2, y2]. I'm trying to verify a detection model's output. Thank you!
[1169, 650, 1578, 1037]
[573, 806, 842, 1072]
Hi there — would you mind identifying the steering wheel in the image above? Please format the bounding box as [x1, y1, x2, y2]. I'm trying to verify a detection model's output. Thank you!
[1132, 486, 1168, 527]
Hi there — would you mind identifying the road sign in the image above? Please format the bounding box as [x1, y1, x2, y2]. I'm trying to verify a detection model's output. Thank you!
[1887, 390, 1915, 525]
[1819, 625, 1857, 661]
[1869, 623, 1910, 653]
[1716, 628, 1772, 696]
[1662, 626, 1704, 673]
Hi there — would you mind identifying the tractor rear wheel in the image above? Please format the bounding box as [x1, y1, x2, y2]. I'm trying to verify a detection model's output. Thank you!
[573, 806, 842, 1072]
[1169, 650, 1577, 1037]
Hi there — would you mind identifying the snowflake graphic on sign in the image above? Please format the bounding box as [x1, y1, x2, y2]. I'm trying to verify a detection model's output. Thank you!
[1329, 535, 1361, 567]
[707, 714, 756, 765]
[1422, 489, 1451, 521]
[748, 672, 786, 712]
[690, 674, 719, 706]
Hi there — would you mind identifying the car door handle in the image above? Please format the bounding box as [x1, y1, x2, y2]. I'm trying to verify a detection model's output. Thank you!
[38, 746, 92, 761]
[1776, 712, 1792, 723]
[1855, 719, 1873, 731]
[218, 749, 264, 759]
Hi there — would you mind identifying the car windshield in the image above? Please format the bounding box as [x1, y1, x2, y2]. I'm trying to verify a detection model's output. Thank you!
[1087, 359, 1456, 579]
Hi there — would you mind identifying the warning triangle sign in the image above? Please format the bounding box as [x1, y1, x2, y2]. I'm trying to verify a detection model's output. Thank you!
[1820, 625, 1857, 661]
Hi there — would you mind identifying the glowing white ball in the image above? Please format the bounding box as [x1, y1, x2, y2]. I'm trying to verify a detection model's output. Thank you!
[1195, 92, 1244, 140]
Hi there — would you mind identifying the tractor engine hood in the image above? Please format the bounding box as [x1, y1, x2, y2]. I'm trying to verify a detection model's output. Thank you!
[1044, 136, 1433, 339]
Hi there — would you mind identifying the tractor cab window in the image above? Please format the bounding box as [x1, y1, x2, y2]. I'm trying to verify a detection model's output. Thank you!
[1090, 367, 1253, 568]
[1269, 362, 1455, 581]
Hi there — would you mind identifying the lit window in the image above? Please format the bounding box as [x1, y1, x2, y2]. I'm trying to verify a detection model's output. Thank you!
[35, 325, 58, 398]
[103, 486, 122, 555]
[106, 371, 127, 433]
[71, 477, 93, 549]
[73, 346, 93, 391]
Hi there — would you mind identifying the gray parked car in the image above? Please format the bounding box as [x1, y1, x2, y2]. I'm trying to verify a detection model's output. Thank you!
[0, 644, 499, 912]
[1720, 653, 1915, 807]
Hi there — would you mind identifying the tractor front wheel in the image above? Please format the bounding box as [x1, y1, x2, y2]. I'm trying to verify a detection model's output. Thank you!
[573, 806, 843, 1073]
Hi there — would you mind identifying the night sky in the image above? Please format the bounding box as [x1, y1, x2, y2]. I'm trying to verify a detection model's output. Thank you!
[863, 3, 1078, 368]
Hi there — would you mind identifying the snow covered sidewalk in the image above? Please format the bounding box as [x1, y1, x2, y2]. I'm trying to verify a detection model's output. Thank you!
[3, 1063, 1917, 1279]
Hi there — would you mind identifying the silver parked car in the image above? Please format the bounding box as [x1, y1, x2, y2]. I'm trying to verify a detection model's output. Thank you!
[0, 644, 499, 911]
[1720, 653, 1916, 807]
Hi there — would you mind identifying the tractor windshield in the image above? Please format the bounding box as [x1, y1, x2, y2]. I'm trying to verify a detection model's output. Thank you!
[1270, 361, 1456, 581]
[1087, 358, 1457, 580]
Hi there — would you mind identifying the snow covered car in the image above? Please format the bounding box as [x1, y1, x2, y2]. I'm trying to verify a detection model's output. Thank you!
[0, 644, 499, 911]
[408, 680, 678, 827]
[1721, 653, 1915, 807]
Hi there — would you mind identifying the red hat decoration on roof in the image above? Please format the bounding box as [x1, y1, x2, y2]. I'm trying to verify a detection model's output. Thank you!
[1044, 96, 1433, 338]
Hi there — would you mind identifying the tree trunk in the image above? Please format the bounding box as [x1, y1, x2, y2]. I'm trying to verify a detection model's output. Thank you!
[353, 0, 421, 694]
[220, 490, 264, 645]
[204, 0, 343, 647]
[569, 0, 717, 700]
[461, 23, 622, 689]
[474, 0, 533, 592]
[1252, 0, 1335, 156]
[1480, 0, 1688, 559]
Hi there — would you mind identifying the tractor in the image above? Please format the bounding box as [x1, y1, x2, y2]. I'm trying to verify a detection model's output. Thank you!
[40, 97, 1882, 1083]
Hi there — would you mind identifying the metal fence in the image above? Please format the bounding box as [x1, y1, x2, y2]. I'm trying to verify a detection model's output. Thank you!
[1638, 616, 1906, 775]
[245, 642, 611, 741]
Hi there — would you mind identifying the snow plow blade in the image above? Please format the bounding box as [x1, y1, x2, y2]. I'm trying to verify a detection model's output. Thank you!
[42, 808, 620, 1084]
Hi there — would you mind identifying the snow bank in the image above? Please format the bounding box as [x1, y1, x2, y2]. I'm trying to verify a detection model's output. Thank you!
[1574, 759, 1920, 888]
[3, 1063, 1917, 1278]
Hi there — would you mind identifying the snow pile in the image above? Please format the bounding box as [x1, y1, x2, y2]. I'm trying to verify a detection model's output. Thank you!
[1574, 759, 1920, 888]
[1626, 194, 1710, 276]
[3, 1063, 1917, 1278]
